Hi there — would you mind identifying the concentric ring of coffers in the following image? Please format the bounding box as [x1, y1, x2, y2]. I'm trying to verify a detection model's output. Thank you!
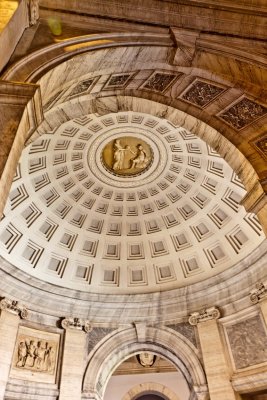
[0, 111, 265, 294]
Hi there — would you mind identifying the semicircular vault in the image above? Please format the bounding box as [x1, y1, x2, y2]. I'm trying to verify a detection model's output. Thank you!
[0, 111, 265, 293]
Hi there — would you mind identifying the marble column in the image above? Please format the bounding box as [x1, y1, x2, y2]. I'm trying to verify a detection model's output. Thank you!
[189, 307, 240, 400]
[0, 298, 28, 400]
[59, 318, 91, 400]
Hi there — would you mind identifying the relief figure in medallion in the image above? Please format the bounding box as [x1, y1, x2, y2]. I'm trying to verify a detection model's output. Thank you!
[112, 139, 134, 170]
[131, 144, 150, 169]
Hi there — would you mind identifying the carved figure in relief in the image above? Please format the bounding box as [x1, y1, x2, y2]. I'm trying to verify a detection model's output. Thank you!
[131, 144, 150, 169]
[16, 341, 27, 367]
[112, 139, 134, 171]
[25, 340, 36, 367]
[46, 345, 55, 372]
[14, 337, 57, 373]
[34, 341, 46, 370]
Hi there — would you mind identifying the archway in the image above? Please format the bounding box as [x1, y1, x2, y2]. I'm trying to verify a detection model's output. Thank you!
[82, 325, 208, 400]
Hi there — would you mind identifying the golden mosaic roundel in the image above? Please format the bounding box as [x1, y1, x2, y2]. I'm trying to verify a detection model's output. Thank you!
[102, 136, 153, 176]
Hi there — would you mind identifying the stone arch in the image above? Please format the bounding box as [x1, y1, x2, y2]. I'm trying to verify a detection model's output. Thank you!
[121, 382, 181, 400]
[82, 325, 208, 400]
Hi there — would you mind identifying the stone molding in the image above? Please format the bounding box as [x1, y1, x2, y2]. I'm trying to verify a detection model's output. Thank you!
[188, 307, 220, 326]
[121, 382, 182, 400]
[250, 282, 267, 304]
[0, 297, 28, 319]
[61, 317, 92, 333]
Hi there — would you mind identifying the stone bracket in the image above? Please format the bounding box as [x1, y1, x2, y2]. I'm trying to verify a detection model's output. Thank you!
[250, 282, 267, 304]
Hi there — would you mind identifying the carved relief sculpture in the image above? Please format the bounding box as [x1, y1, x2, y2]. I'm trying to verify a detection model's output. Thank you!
[11, 326, 59, 381]
[188, 306, 220, 325]
[15, 338, 56, 372]
[105, 73, 133, 89]
[137, 352, 157, 367]
[182, 80, 224, 108]
[143, 72, 177, 92]
[220, 97, 267, 130]
[102, 137, 152, 176]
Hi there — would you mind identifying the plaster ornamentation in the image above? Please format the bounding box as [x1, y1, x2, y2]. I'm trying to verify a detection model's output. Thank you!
[220, 97, 267, 130]
[182, 80, 225, 108]
[188, 306, 220, 326]
[142, 72, 178, 92]
[0, 298, 28, 319]
[61, 317, 92, 333]
[250, 282, 267, 304]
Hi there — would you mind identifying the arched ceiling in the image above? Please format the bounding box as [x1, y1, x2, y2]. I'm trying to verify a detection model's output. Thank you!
[0, 32, 267, 302]
[0, 107, 265, 294]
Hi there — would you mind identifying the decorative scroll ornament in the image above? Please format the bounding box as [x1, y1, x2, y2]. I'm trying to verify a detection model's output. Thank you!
[0, 298, 28, 319]
[188, 306, 220, 326]
[250, 282, 267, 304]
[61, 317, 92, 333]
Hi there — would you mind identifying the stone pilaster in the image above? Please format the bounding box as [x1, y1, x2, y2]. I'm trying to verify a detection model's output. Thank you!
[59, 318, 91, 400]
[189, 307, 240, 400]
[0, 298, 28, 400]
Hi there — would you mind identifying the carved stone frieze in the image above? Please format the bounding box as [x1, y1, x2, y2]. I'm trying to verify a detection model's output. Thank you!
[220, 97, 267, 130]
[250, 282, 267, 304]
[0, 298, 28, 319]
[188, 306, 220, 326]
[61, 317, 92, 333]
[11, 326, 60, 382]
[182, 80, 224, 108]
[226, 315, 267, 369]
[142, 72, 178, 93]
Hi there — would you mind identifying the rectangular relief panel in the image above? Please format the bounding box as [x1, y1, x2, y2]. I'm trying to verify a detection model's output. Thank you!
[10, 325, 60, 383]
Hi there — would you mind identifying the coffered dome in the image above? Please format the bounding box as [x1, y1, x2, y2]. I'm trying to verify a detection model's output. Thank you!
[0, 110, 264, 294]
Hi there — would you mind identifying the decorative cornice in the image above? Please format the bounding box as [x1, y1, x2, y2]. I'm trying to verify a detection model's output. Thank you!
[61, 317, 92, 333]
[250, 282, 267, 304]
[0, 298, 28, 319]
[188, 307, 220, 326]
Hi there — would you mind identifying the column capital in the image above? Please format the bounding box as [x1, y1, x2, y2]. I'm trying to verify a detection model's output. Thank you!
[250, 282, 267, 304]
[61, 317, 92, 333]
[0, 298, 28, 319]
[188, 306, 220, 326]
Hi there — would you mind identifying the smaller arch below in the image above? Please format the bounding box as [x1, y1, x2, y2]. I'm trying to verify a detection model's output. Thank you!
[121, 382, 181, 400]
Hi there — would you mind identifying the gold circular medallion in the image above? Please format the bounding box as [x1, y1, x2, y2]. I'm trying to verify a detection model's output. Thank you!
[102, 137, 153, 176]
